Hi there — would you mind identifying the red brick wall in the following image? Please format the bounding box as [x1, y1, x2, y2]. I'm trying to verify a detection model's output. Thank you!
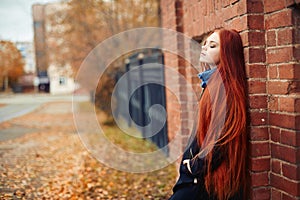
[160, 0, 300, 199]
[265, 1, 300, 199]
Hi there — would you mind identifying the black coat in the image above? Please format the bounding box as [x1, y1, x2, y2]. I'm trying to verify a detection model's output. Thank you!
[169, 138, 243, 200]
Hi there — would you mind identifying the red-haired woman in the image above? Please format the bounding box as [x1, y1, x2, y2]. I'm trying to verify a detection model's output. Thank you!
[169, 28, 249, 200]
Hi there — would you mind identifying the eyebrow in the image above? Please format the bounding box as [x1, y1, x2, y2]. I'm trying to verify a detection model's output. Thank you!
[203, 40, 219, 45]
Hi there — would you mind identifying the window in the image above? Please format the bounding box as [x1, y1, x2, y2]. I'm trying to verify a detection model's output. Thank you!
[59, 77, 66, 85]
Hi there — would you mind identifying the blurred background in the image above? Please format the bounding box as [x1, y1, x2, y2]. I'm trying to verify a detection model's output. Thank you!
[0, 0, 160, 95]
[0, 1, 178, 199]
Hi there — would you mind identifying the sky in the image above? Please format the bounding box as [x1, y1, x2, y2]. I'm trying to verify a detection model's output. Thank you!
[0, 0, 60, 42]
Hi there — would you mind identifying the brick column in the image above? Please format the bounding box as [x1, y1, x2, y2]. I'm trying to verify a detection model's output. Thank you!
[244, 1, 270, 199]
[265, 1, 300, 199]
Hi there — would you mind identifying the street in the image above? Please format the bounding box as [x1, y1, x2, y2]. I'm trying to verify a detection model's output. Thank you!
[0, 93, 176, 199]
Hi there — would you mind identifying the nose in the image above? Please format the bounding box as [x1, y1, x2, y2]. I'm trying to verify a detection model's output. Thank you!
[202, 44, 207, 51]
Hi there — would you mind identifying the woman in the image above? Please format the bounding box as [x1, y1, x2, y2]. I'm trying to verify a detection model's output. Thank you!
[169, 28, 249, 200]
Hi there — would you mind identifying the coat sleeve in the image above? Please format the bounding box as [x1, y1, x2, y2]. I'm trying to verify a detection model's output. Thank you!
[186, 145, 225, 177]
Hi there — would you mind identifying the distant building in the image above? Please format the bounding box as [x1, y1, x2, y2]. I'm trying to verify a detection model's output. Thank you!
[47, 63, 75, 95]
[32, 2, 75, 94]
[32, 4, 47, 73]
[15, 41, 36, 74]
[32, 4, 49, 92]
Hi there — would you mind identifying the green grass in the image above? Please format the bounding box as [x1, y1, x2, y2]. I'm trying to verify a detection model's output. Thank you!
[75, 101, 165, 153]
[102, 122, 159, 153]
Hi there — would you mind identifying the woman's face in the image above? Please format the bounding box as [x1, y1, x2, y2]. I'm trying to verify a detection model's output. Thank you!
[199, 31, 220, 66]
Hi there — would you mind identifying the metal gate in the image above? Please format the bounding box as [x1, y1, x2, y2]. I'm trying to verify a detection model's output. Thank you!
[114, 49, 169, 155]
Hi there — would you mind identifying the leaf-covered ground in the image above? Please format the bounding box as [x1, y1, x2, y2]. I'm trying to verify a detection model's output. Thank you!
[0, 102, 177, 199]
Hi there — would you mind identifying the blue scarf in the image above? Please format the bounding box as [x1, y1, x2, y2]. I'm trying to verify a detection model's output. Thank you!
[197, 68, 217, 88]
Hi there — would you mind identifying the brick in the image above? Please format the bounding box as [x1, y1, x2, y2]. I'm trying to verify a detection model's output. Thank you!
[281, 130, 300, 146]
[249, 47, 266, 63]
[288, 81, 300, 94]
[244, 47, 249, 63]
[250, 141, 270, 157]
[282, 193, 298, 200]
[293, 27, 300, 44]
[180, 110, 189, 119]
[251, 171, 269, 187]
[271, 159, 282, 174]
[249, 95, 268, 109]
[181, 136, 189, 152]
[265, 9, 293, 29]
[250, 127, 269, 141]
[210, 1, 217, 12]
[181, 128, 190, 136]
[270, 173, 300, 197]
[247, 0, 264, 13]
[279, 97, 297, 112]
[250, 157, 270, 172]
[269, 112, 300, 130]
[248, 31, 265, 46]
[237, 0, 247, 15]
[270, 127, 280, 143]
[240, 31, 249, 47]
[179, 93, 188, 101]
[227, 15, 248, 32]
[215, 0, 222, 11]
[250, 111, 268, 126]
[248, 15, 264, 30]
[266, 30, 276, 47]
[269, 65, 278, 79]
[293, 45, 300, 61]
[286, 0, 299, 7]
[267, 81, 290, 95]
[268, 95, 279, 111]
[207, 0, 213, 15]
[271, 188, 282, 200]
[278, 28, 293, 46]
[221, 0, 230, 8]
[251, 188, 271, 200]
[282, 163, 300, 180]
[201, 0, 208, 16]
[278, 64, 300, 79]
[264, 0, 286, 13]
[266, 47, 293, 64]
[247, 64, 267, 78]
[248, 80, 266, 94]
[296, 98, 300, 112]
[271, 143, 300, 163]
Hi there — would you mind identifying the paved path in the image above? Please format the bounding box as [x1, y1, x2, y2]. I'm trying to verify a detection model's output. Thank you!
[0, 93, 89, 104]
[0, 93, 89, 123]
[0, 93, 90, 141]
[0, 104, 42, 123]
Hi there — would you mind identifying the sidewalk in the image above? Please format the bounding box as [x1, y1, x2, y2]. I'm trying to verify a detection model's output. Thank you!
[0, 101, 176, 199]
[0, 93, 89, 123]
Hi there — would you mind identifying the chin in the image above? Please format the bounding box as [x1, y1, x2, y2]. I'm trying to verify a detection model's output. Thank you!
[199, 58, 208, 63]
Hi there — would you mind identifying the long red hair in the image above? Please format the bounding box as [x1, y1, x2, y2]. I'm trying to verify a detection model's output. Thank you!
[197, 28, 249, 199]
